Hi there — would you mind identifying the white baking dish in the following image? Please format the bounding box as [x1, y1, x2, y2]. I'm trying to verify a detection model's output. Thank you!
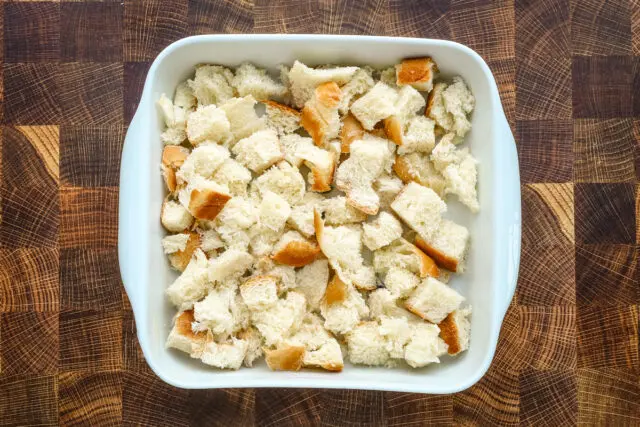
[119, 34, 521, 394]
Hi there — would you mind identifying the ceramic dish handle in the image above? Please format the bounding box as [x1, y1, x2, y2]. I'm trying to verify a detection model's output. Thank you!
[118, 103, 149, 313]
[498, 116, 522, 317]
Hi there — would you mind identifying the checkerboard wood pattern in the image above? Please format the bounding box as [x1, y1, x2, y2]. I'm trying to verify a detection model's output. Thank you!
[0, 1, 638, 425]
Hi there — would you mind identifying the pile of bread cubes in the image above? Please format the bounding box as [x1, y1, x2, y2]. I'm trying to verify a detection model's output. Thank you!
[158, 57, 477, 372]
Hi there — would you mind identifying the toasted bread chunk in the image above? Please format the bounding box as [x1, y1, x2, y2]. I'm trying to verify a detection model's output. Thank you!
[320, 283, 369, 335]
[186, 105, 232, 145]
[264, 100, 301, 136]
[350, 82, 398, 130]
[200, 338, 248, 370]
[161, 199, 194, 232]
[219, 95, 267, 142]
[438, 307, 472, 355]
[240, 275, 279, 311]
[188, 188, 232, 221]
[188, 65, 235, 106]
[321, 196, 368, 225]
[340, 114, 365, 153]
[384, 267, 420, 298]
[166, 310, 210, 355]
[232, 129, 283, 173]
[301, 81, 342, 148]
[323, 274, 348, 306]
[162, 145, 189, 169]
[404, 322, 448, 368]
[405, 277, 464, 323]
[287, 60, 358, 108]
[396, 57, 438, 92]
[166, 249, 210, 309]
[362, 211, 403, 251]
[373, 238, 439, 279]
[232, 62, 286, 101]
[414, 219, 469, 273]
[265, 344, 306, 371]
[167, 231, 201, 271]
[296, 144, 337, 192]
[338, 68, 375, 115]
[271, 231, 320, 267]
[347, 321, 391, 366]
[252, 161, 306, 205]
[391, 182, 446, 241]
[393, 153, 446, 196]
[288, 192, 324, 237]
[295, 259, 329, 310]
[285, 314, 344, 371]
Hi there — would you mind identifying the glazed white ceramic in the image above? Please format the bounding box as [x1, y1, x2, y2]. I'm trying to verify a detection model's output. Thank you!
[119, 34, 521, 393]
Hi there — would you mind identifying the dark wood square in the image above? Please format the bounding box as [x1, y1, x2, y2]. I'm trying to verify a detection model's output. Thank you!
[576, 244, 637, 306]
[574, 119, 636, 183]
[1, 312, 58, 375]
[122, 371, 190, 425]
[318, 390, 385, 425]
[384, 393, 452, 426]
[519, 370, 577, 426]
[522, 183, 574, 247]
[255, 389, 321, 426]
[516, 0, 572, 120]
[577, 305, 639, 369]
[59, 310, 123, 371]
[59, 63, 123, 125]
[518, 243, 575, 305]
[254, 0, 321, 34]
[0, 248, 59, 312]
[188, 389, 255, 426]
[4, 2, 60, 63]
[385, 0, 451, 39]
[122, 310, 152, 373]
[60, 125, 124, 187]
[3, 64, 61, 125]
[575, 183, 636, 244]
[449, 4, 515, 61]
[0, 185, 59, 249]
[124, 62, 151, 124]
[60, 248, 122, 311]
[188, 0, 253, 35]
[572, 55, 634, 118]
[518, 306, 576, 370]
[0, 375, 59, 426]
[59, 371, 123, 426]
[577, 368, 640, 425]
[571, 0, 632, 56]
[2, 126, 58, 189]
[124, 0, 188, 61]
[517, 120, 573, 183]
[59, 187, 118, 249]
[61, 2, 123, 62]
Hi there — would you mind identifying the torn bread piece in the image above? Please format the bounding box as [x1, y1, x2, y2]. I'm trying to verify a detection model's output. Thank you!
[438, 307, 472, 355]
[161, 199, 194, 232]
[300, 81, 342, 148]
[250, 291, 307, 347]
[279, 134, 315, 168]
[382, 85, 426, 146]
[362, 211, 403, 251]
[347, 321, 391, 367]
[379, 67, 397, 87]
[295, 259, 329, 311]
[426, 77, 474, 137]
[211, 159, 252, 197]
[232, 62, 286, 101]
[335, 137, 390, 215]
[198, 228, 224, 253]
[391, 182, 446, 241]
[253, 257, 297, 294]
[174, 81, 196, 110]
[186, 104, 232, 145]
[384, 267, 420, 298]
[284, 314, 344, 371]
[251, 161, 306, 206]
[176, 144, 230, 183]
[397, 116, 436, 155]
[395, 57, 438, 92]
[373, 238, 439, 279]
[200, 338, 248, 370]
[193, 286, 236, 338]
[414, 219, 469, 273]
[263, 100, 301, 136]
[207, 249, 254, 283]
[264, 344, 306, 371]
[340, 113, 365, 153]
[161, 146, 189, 193]
[288, 192, 324, 237]
[240, 275, 279, 311]
[314, 211, 376, 290]
[162, 233, 191, 255]
[166, 232, 201, 271]
[157, 93, 189, 130]
[161, 127, 187, 146]
[296, 144, 337, 192]
[166, 310, 210, 355]
[323, 273, 348, 306]
[257, 191, 291, 233]
[214, 197, 258, 251]
[320, 282, 369, 335]
[188, 64, 235, 106]
[321, 196, 368, 226]
[271, 230, 320, 267]
[404, 322, 448, 368]
[405, 277, 464, 323]
[287, 60, 358, 108]
[350, 82, 398, 130]
[166, 249, 211, 309]
[378, 316, 413, 359]
[232, 129, 284, 173]
[179, 176, 232, 221]
[368, 288, 415, 320]
[393, 153, 446, 196]
[373, 173, 404, 210]
[338, 67, 375, 115]
[431, 134, 479, 212]
[219, 95, 267, 142]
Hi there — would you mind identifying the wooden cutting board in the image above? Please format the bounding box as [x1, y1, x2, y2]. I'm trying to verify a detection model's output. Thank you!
[0, 1, 638, 425]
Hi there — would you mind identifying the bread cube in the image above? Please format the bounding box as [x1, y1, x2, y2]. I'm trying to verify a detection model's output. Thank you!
[166, 249, 210, 309]
[232, 129, 283, 173]
[438, 307, 472, 355]
[287, 60, 358, 108]
[393, 153, 446, 196]
[347, 321, 391, 366]
[391, 182, 446, 241]
[240, 275, 279, 311]
[252, 161, 306, 205]
[395, 57, 438, 92]
[271, 231, 320, 267]
[166, 310, 209, 355]
[300, 81, 342, 148]
[186, 105, 231, 145]
[414, 219, 470, 273]
[295, 259, 329, 310]
[264, 100, 301, 136]
[362, 211, 403, 251]
[405, 277, 464, 323]
[403, 322, 448, 368]
[161, 199, 194, 232]
[232, 62, 286, 101]
[188, 65, 235, 106]
[200, 338, 248, 370]
[219, 95, 267, 142]
[350, 82, 398, 130]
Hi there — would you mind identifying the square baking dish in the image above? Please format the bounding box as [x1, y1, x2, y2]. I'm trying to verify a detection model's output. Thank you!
[119, 34, 521, 393]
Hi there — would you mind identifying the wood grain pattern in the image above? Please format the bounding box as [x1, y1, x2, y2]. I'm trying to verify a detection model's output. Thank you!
[1, 0, 639, 424]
